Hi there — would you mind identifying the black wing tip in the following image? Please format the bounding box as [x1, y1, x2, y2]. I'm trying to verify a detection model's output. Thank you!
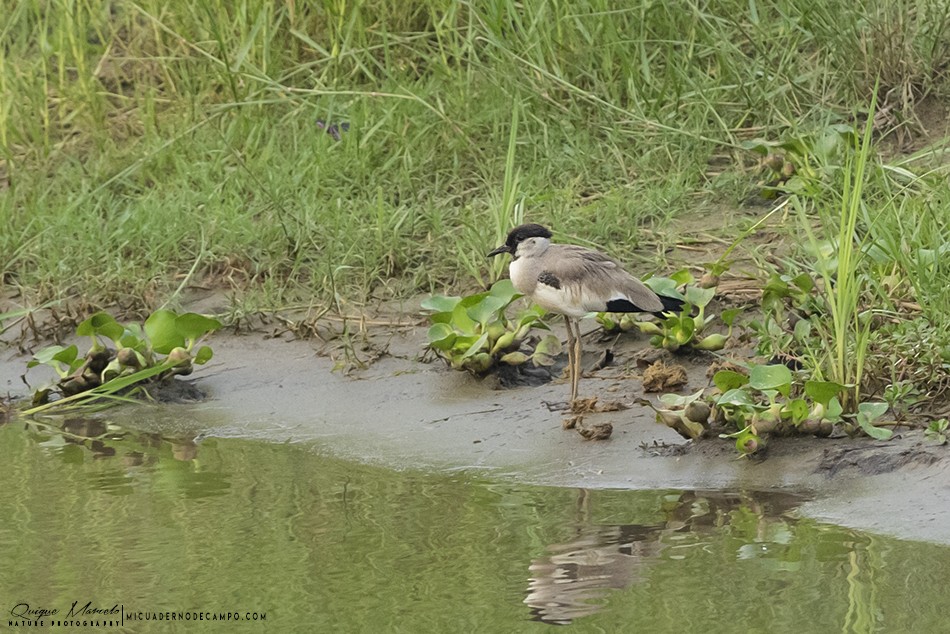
[657, 294, 686, 315]
[604, 295, 685, 316]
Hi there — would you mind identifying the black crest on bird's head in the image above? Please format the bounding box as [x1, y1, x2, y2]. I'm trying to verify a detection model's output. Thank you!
[487, 223, 553, 257]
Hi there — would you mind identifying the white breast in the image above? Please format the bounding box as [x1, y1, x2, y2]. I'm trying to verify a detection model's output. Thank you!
[532, 282, 589, 318]
[508, 257, 534, 295]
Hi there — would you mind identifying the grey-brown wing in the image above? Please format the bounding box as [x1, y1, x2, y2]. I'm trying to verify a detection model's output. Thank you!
[539, 245, 664, 313]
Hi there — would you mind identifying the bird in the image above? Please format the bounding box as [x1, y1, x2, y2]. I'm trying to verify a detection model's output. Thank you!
[488, 223, 683, 405]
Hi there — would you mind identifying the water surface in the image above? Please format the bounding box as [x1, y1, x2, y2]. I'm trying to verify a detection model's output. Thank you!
[0, 418, 946, 632]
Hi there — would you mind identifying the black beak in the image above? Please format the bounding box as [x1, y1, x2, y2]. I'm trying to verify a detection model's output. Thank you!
[487, 245, 510, 258]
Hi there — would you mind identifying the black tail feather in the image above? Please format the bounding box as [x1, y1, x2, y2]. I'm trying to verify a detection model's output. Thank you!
[655, 294, 686, 316]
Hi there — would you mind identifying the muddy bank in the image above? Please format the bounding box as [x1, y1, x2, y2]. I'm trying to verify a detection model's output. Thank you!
[5, 323, 950, 544]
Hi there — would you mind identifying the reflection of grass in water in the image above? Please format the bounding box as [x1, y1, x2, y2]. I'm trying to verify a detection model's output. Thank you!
[2, 421, 950, 630]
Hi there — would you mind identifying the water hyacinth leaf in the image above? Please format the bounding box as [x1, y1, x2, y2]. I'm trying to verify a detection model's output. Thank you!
[458, 332, 490, 361]
[463, 352, 493, 374]
[145, 309, 186, 354]
[466, 295, 508, 326]
[671, 317, 695, 345]
[450, 298, 479, 332]
[827, 397, 844, 421]
[489, 278, 522, 303]
[176, 313, 222, 343]
[597, 313, 618, 331]
[427, 323, 457, 351]
[804, 380, 846, 407]
[194, 346, 214, 365]
[28, 345, 76, 370]
[858, 416, 893, 440]
[500, 351, 529, 365]
[749, 364, 793, 397]
[684, 286, 715, 308]
[694, 333, 727, 351]
[120, 324, 149, 352]
[713, 370, 749, 393]
[659, 388, 704, 408]
[77, 312, 124, 342]
[718, 388, 754, 407]
[644, 276, 682, 299]
[428, 311, 454, 325]
[858, 401, 889, 421]
[421, 295, 461, 313]
[785, 398, 810, 423]
[533, 334, 562, 358]
[669, 269, 694, 286]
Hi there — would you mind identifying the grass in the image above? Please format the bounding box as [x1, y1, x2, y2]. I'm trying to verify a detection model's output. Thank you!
[1, 0, 949, 349]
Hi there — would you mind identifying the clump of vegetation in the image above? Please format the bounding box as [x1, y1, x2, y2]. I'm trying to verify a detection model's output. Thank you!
[423, 280, 560, 375]
[598, 272, 737, 353]
[743, 125, 856, 199]
[24, 310, 220, 415]
[645, 362, 892, 455]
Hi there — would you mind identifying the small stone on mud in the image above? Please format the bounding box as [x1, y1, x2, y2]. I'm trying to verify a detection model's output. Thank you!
[563, 415, 582, 430]
[642, 360, 688, 392]
[570, 397, 628, 414]
[577, 420, 613, 441]
[634, 347, 672, 369]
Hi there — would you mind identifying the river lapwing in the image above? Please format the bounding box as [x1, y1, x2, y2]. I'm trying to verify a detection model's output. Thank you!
[488, 223, 683, 405]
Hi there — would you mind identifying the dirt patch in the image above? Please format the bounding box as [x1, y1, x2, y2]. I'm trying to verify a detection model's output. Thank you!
[642, 360, 689, 392]
[817, 441, 944, 477]
[145, 379, 207, 404]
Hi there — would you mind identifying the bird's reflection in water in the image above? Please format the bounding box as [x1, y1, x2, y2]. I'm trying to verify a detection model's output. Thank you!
[524, 489, 803, 625]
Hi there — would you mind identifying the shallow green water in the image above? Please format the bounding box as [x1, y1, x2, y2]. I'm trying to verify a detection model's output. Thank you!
[1, 419, 948, 633]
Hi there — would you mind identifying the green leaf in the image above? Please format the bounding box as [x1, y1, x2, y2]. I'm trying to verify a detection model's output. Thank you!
[175, 313, 222, 343]
[489, 278, 522, 303]
[145, 309, 186, 354]
[466, 295, 508, 326]
[713, 370, 749, 393]
[784, 398, 810, 424]
[644, 276, 682, 299]
[671, 317, 695, 345]
[421, 295, 461, 313]
[500, 351, 529, 365]
[669, 269, 694, 286]
[826, 397, 844, 421]
[427, 323, 457, 351]
[684, 286, 715, 308]
[458, 332, 490, 361]
[76, 312, 124, 342]
[533, 334, 562, 358]
[749, 364, 793, 397]
[858, 401, 889, 421]
[858, 416, 893, 440]
[720, 308, 742, 327]
[659, 388, 704, 408]
[804, 380, 846, 407]
[793, 318, 812, 342]
[194, 346, 214, 365]
[718, 388, 754, 407]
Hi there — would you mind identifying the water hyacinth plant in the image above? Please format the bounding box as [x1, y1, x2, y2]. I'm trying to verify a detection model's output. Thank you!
[24, 309, 221, 415]
[423, 280, 561, 375]
[599, 270, 737, 353]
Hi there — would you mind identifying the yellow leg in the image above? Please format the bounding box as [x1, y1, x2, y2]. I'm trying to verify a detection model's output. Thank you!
[564, 317, 576, 401]
[570, 318, 583, 403]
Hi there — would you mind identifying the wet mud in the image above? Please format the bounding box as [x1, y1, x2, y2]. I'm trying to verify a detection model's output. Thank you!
[4, 319, 950, 544]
